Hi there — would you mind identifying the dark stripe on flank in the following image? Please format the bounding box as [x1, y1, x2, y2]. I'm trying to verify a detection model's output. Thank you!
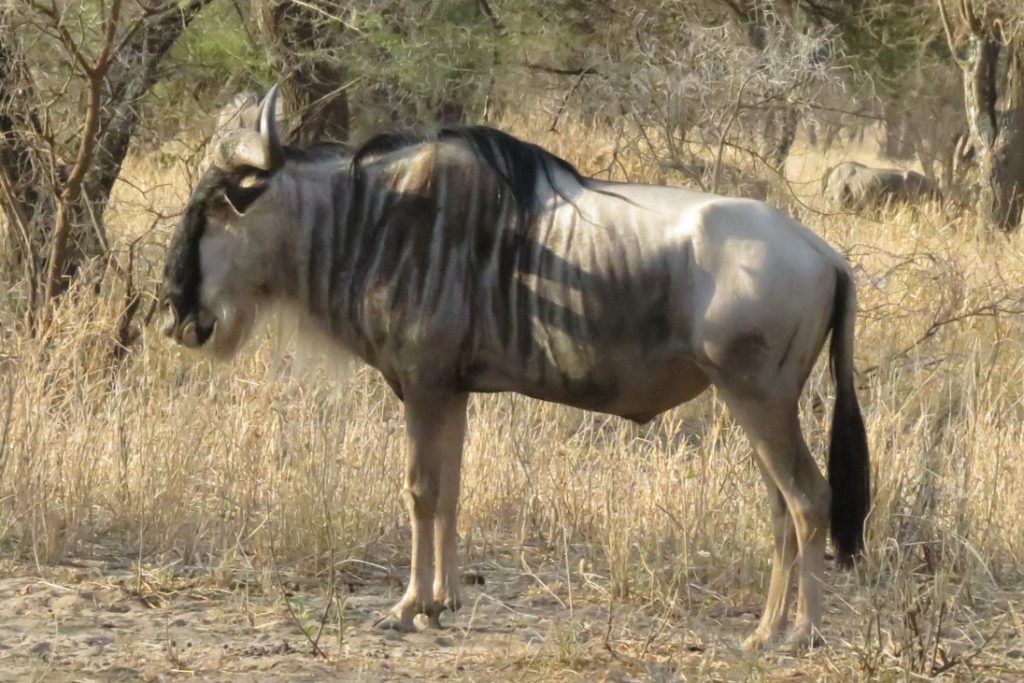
[778, 325, 799, 369]
[307, 186, 328, 314]
[327, 171, 352, 324]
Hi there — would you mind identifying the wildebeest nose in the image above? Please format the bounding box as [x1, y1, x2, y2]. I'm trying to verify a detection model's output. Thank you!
[167, 309, 216, 348]
[180, 320, 200, 347]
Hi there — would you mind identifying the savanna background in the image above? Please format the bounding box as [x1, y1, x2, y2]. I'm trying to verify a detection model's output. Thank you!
[2, 1, 1024, 680]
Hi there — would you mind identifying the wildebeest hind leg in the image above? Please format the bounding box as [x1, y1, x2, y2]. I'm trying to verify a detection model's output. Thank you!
[377, 391, 468, 631]
[742, 463, 798, 650]
[717, 390, 830, 650]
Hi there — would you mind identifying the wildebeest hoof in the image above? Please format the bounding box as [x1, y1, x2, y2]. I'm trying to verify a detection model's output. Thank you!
[780, 624, 824, 652]
[372, 596, 422, 632]
[374, 594, 449, 631]
[372, 611, 418, 633]
[433, 591, 462, 614]
[741, 628, 782, 652]
[423, 600, 449, 629]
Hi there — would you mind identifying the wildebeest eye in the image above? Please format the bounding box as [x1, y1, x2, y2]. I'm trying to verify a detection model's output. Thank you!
[222, 171, 268, 214]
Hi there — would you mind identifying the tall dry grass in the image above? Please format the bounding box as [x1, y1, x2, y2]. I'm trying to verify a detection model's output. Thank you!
[1, 116, 1023, 677]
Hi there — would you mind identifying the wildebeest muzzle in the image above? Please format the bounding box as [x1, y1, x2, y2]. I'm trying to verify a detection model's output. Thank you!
[161, 298, 216, 348]
[160, 181, 217, 349]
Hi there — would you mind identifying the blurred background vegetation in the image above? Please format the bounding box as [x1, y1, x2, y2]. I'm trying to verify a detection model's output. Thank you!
[2, 1, 1022, 329]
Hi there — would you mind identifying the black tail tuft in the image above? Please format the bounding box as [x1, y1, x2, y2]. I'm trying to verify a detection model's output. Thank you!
[828, 269, 871, 567]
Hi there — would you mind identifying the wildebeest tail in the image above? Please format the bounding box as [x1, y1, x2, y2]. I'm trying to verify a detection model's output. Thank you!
[827, 267, 870, 567]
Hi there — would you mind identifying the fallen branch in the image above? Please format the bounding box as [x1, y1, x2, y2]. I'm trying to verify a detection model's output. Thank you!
[861, 290, 1024, 377]
[524, 62, 600, 77]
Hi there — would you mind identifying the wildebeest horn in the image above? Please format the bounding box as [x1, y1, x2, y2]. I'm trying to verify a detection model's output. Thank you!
[211, 84, 284, 171]
[259, 84, 283, 170]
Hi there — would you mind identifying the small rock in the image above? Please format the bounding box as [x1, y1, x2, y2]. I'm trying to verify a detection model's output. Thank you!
[521, 629, 544, 644]
[51, 594, 81, 611]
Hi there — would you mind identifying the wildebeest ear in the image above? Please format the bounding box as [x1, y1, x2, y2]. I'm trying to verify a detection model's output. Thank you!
[224, 173, 268, 214]
[205, 173, 267, 218]
[205, 188, 243, 221]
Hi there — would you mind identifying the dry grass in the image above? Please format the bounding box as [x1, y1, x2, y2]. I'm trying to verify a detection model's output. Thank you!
[2, 117, 1024, 680]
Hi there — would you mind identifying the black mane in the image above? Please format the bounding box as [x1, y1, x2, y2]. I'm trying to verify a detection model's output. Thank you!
[351, 126, 588, 212]
[282, 141, 351, 162]
[279, 126, 587, 214]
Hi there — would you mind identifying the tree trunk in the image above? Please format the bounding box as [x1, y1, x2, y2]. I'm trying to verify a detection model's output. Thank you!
[766, 105, 798, 167]
[45, 0, 214, 305]
[981, 47, 1024, 230]
[955, 25, 1024, 231]
[883, 103, 915, 160]
[254, 1, 351, 144]
[83, 1, 216, 234]
[0, 9, 54, 304]
[725, 4, 802, 168]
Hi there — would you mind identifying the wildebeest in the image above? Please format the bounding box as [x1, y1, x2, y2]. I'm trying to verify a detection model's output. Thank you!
[823, 160, 940, 211]
[161, 87, 870, 650]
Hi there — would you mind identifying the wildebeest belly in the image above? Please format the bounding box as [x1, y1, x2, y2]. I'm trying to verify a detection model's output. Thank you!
[461, 345, 711, 423]
[559, 353, 711, 423]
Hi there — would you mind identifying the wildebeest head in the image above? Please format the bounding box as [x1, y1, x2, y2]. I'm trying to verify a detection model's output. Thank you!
[160, 85, 287, 358]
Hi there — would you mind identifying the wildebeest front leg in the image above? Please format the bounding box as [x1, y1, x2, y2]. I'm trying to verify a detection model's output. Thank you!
[433, 394, 468, 623]
[378, 391, 468, 631]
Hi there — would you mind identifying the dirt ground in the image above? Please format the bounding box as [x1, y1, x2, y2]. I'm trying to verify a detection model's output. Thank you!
[1, 548, 1022, 682]
[0, 552, 822, 682]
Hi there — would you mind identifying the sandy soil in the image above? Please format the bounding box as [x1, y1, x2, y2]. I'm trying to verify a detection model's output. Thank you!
[0, 550, 1021, 682]
[0, 551, 814, 682]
